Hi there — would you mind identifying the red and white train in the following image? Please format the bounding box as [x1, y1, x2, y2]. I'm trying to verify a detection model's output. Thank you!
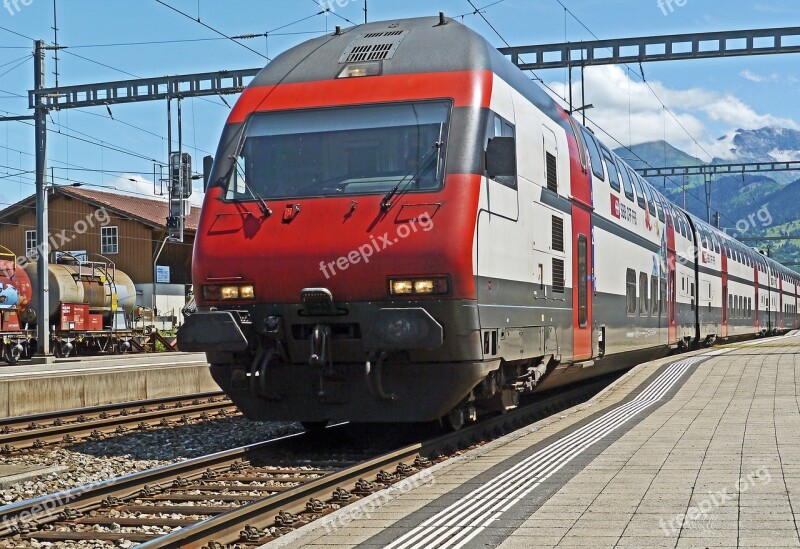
[179, 15, 799, 429]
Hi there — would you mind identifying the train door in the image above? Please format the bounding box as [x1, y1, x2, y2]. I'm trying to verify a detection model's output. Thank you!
[486, 85, 519, 221]
[754, 265, 760, 333]
[665, 208, 677, 344]
[721, 249, 728, 338]
[779, 275, 784, 330]
[572, 212, 592, 361]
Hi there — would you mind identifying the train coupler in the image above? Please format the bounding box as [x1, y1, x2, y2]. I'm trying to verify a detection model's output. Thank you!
[508, 362, 548, 393]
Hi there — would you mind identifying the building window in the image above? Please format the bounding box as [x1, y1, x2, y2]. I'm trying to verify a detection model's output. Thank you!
[101, 226, 119, 255]
[25, 230, 37, 259]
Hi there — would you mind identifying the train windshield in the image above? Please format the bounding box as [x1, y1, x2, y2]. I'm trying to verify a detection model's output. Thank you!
[226, 100, 451, 200]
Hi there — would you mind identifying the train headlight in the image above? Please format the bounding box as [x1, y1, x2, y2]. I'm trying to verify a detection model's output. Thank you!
[414, 280, 435, 294]
[203, 284, 256, 302]
[389, 276, 449, 296]
[390, 280, 414, 295]
[239, 285, 255, 300]
[220, 286, 240, 300]
[337, 61, 382, 78]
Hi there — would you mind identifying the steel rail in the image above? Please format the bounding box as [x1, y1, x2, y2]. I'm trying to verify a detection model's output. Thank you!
[141, 378, 610, 548]
[0, 429, 312, 538]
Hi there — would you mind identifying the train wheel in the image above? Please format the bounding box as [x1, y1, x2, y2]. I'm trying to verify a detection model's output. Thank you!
[26, 338, 37, 358]
[300, 421, 328, 435]
[3, 346, 16, 366]
[7, 344, 22, 366]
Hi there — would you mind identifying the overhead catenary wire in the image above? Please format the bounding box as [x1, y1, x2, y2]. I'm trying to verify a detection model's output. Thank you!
[551, 0, 715, 163]
[462, 0, 739, 228]
[154, 0, 270, 60]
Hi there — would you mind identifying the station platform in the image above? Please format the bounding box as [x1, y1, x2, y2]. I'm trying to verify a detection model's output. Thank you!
[271, 331, 800, 549]
[0, 352, 215, 417]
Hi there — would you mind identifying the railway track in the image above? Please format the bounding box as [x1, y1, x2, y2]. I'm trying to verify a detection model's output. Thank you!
[0, 391, 238, 454]
[0, 375, 614, 548]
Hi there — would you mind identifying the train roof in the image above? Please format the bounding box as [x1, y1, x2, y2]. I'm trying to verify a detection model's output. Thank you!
[248, 15, 567, 127]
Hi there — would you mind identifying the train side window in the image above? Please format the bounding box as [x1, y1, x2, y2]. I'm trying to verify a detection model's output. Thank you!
[642, 182, 657, 216]
[618, 165, 635, 202]
[626, 269, 637, 316]
[600, 147, 621, 192]
[728, 294, 733, 319]
[660, 278, 667, 316]
[654, 195, 666, 223]
[650, 275, 658, 317]
[639, 272, 649, 316]
[630, 174, 646, 210]
[567, 117, 588, 172]
[581, 128, 605, 181]
[485, 113, 517, 189]
[577, 235, 588, 328]
[690, 282, 695, 311]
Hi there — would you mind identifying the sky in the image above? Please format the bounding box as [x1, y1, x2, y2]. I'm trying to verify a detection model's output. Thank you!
[0, 0, 798, 207]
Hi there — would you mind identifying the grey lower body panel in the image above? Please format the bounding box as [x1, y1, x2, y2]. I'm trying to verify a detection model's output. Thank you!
[210, 359, 497, 423]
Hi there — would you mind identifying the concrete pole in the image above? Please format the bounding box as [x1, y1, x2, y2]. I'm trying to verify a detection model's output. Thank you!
[34, 40, 50, 355]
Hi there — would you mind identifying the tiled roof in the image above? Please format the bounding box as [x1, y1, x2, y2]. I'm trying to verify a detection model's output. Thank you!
[59, 187, 201, 231]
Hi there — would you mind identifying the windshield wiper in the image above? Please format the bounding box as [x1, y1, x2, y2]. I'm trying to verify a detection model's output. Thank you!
[380, 143, 441, 212]
[229, 155, 272, 218]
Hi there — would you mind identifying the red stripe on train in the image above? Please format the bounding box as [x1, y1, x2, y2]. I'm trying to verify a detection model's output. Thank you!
[228, 70, 494, 124]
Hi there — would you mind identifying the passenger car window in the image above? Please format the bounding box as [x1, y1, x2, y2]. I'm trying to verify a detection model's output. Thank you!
[581, 128, 605, 181]
[630, 174, 646, 210]
[601, 148, 621, 193]
[619, 165, 635, 201]
[642, 183, 657, 216]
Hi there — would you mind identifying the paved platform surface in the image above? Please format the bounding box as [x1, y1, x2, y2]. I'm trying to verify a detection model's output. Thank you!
[0, 352, 215, 417]
[270, 332, 800, 549]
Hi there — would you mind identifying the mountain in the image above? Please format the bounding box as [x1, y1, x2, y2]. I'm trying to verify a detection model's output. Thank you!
[614, 126, 800, 271]
[710, 126, 800, 185]
[615, 141, 705, 172]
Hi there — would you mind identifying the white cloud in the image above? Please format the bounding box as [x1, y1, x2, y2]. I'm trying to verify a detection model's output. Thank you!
[739, 70, 779, 83]
[546, 65, 799, 161]
[768, 148, 800, 162]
